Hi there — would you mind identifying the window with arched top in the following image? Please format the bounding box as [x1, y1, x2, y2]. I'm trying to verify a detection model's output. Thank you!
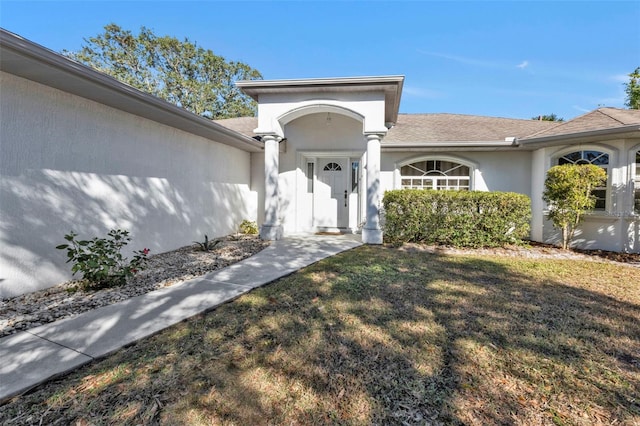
[400, 159, 470, 190]
[556, 150, 609, 210]
[323, 162, 342, 171]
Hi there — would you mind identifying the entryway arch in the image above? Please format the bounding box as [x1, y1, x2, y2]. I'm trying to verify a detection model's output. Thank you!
[236, 76, 404, 244]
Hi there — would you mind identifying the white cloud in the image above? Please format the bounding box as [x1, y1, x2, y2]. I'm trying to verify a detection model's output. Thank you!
[610, 73, 629, 83]
[572, 105, 591, 113]
[516, 60, 529, 69]
[416, 49, 500, 68]
[403, 86, 444, 99]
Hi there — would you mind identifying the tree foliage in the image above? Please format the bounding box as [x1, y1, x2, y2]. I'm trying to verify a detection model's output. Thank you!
[64, 24, 262, 119]
[542, 164, 607, 250]
[624, 66, 640, 110]
[531, 114, 564, 122]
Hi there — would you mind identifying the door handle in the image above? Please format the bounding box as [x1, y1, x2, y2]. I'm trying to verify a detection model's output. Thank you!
[344, 190, 348, 207]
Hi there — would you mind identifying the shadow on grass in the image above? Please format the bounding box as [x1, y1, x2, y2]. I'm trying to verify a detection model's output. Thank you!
[1, 245, 639, 425]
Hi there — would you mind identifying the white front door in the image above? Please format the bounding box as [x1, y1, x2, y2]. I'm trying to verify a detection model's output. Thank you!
[316, 158, 349, 229]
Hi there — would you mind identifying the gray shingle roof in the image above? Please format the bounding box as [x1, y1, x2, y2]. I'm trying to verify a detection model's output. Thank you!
[522, 107, 640, 139]
[385, 113, 557, 143]
[214, 108, 640, 145]
[213, 116, 258, 138]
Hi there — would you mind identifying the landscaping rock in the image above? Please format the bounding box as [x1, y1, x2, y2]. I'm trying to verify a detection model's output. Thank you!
[0, 235, 269, 337]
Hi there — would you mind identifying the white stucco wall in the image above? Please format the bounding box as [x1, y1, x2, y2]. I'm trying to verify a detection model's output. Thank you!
[255, 92, 387, 136]
[0, 72, 257, 298]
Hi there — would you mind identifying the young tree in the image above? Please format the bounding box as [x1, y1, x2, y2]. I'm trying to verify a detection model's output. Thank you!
[531, 114, 564, 122]
[542, 164, 607, 249]
[64, 24, 262, 119]
[624, 66, 640, 110]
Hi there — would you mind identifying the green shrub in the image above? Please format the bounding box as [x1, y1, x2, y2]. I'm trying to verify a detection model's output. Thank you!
[56, 229, 149, 290]
[239, 219, 259, 235]
[543, 164, 607, 249]
[382, 189, 531, 247]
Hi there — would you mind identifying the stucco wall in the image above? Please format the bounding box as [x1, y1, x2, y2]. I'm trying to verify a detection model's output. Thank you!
[0, 72, 257, 298]
[380, 150, 533, 195]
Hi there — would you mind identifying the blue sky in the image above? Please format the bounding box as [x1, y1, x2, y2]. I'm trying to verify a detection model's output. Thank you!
[1, 1, 639, 120]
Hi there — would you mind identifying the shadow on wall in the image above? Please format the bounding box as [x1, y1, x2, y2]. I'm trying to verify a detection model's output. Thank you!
[543, 215, 640, 253]
[0, 169, 256, 298]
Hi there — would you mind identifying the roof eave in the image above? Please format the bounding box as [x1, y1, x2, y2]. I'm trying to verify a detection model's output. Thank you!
[0, 29, 262, 152]
[381, 140, 520, 150]
[520, 124, 640, 147]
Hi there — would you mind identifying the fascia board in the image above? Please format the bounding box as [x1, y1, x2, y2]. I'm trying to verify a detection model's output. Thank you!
[520, 125, 640, 147]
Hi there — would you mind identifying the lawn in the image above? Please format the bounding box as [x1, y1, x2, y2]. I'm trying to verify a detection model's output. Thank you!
[1, 245, 639, 425]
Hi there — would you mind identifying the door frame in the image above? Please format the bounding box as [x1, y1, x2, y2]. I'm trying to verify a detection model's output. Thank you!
[298, 151, 363, 233]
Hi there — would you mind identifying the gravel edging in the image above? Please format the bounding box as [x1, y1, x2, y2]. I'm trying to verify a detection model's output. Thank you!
[0, 235, 270, 338]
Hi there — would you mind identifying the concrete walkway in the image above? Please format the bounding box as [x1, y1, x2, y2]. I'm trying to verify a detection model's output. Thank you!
[0, 234, 362, 403]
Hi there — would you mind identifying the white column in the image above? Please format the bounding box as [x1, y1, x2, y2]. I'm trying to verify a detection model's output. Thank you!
[260, 134, 283, 240]
[362, 133, 383, 244]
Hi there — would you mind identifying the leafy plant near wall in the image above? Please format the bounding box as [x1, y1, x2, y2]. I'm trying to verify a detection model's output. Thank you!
[194, 235, 220, 252]
[543, 164, 607, 250]
[56, 229, 149, 290]
[238, 220, 259, 235]
[383, 189, 531, 247]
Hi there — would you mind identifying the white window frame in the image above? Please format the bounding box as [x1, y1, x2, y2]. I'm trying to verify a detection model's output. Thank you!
[551, 147, 612, 212]
[395, 155, 476, 191]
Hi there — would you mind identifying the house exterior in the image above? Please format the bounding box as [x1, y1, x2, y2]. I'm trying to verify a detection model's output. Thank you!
[220, 80, 640, 253]
[1, 28, 639, 298]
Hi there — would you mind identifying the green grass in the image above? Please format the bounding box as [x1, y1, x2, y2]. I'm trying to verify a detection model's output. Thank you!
[1, 246, 639, 425]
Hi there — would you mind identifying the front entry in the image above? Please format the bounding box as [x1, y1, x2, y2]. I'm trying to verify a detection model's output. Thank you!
[316, 158, 349, 229]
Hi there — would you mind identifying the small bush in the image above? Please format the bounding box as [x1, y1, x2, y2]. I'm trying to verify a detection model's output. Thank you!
[383, 190, 531, 247]
[543, 164, 607, 249]
[56, 229, 149, 290]
[194, 234, 220, 252]
[239, 220, 259, 235]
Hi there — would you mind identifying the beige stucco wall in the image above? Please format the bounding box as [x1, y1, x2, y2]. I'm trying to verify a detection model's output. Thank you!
[0, 72, 257, 298]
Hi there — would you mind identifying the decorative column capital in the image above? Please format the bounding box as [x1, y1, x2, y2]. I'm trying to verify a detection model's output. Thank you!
[259, 133, 283, 143]
[364, 132, 386, 142]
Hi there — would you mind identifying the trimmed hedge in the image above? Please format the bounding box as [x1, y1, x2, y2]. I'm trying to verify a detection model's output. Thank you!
[382, 189, 531, 247]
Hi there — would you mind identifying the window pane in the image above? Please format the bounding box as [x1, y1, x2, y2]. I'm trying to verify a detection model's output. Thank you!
[560, 152, 581, 164]
[400, 159, 470, 191]
[307, 163, 314, 193]
[584, 151, 609, 165]
[592, 189, 606, 210]
[351, 161, 359, 191]
[556, 150, 608, 210]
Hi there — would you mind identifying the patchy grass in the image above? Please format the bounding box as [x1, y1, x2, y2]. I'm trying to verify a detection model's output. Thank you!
[1, 246, 639, 425]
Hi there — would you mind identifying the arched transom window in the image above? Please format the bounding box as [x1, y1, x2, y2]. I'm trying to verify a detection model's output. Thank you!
[323, 162, 342, 171]
[557, 150, 609, 210]
[400, 160, 470, 190]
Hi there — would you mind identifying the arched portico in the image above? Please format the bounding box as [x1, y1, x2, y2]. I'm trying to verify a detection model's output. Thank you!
[236, 76, 404, 244]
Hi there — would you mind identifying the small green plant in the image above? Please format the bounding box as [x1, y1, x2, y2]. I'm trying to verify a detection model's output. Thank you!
[194, 234, 220, 251]
[238, 220, 259, 235]
[56, 229, 149, 290]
